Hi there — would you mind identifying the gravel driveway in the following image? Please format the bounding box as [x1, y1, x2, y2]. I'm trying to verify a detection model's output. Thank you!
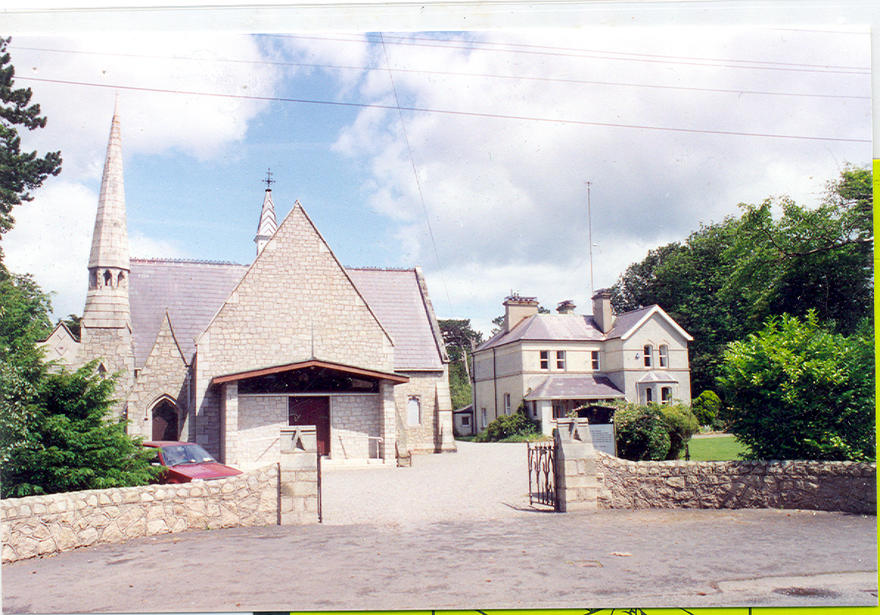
[322, 440, 534, 525]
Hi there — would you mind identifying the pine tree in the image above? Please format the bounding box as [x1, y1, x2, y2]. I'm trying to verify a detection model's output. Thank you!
[0, 36, 62, 239]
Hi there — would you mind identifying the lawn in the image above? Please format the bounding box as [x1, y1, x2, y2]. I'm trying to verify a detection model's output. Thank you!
[684, 434, 750, 461]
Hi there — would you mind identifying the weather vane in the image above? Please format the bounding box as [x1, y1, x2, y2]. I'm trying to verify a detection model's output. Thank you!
[264, 168, 275, 190]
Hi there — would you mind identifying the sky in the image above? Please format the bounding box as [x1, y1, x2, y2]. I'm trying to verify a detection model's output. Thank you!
[2, 26, 872, 337]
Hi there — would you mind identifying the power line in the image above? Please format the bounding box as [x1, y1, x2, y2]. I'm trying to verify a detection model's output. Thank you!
[17, 75, 870, 144]
[268, 32, 871, 75]
[378, 33, 451, 311]
[11, 44, 869, 101]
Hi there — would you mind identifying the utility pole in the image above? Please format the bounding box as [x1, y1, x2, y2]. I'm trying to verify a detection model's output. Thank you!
[586, 180, 594, 295]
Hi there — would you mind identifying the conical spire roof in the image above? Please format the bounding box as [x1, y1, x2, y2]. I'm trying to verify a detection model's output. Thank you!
[88, 100, 130, 271]
[254, 188, 278, 254]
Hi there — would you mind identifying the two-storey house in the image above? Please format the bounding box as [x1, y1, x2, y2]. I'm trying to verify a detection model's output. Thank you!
[471, 290, 693, 435]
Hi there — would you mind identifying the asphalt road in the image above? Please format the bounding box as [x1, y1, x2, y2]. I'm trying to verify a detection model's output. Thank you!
[2, 442, 877, 612]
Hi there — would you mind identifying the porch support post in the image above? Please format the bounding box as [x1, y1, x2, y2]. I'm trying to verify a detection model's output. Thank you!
[538, 400, 554, 436]
[221, 382, 239, 466]
[379, 380, 397, 463]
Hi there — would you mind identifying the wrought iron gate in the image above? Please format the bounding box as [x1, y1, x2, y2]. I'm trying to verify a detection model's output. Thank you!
[527, 441, 559, 511]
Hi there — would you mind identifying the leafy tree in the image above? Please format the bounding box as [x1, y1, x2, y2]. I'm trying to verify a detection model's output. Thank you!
[0, 266, 52, 377]
[717, 311, 874, 461]
[657, 402, 699, 460]
[439, 319, 483, 409]
[610, 167, 873, 394]
[691, 390, 722, 427]
[613, 402, 670, 461]
[1, 361, 161, 497]
[725, 166, 872, 334]
[0, 37, 62, 239]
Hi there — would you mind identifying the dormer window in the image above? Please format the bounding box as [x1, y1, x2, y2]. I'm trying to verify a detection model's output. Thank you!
[659, 345, 668, 368]
[643, 344, 653, 368]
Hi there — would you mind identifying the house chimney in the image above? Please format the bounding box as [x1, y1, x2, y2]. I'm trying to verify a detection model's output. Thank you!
[557, 299, 576, 314]
[503, 294, 539, 332]
[591, 288, 614, 333]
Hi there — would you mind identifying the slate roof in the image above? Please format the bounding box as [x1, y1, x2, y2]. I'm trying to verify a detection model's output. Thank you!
[476, 313, 604, 351]
[346, 268, 445, 371]
[130, 259, 249, 367]
[637, 370, 678, 384]
[524, 374, 625, 401]
[475, 304, 690, 351]
[129, 260, 445, 371]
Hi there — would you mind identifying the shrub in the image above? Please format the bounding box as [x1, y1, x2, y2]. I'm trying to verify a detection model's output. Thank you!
[475, 404, 539, 442]
[613, 403, 670, 461]
[658, 403, 700, 460]
[691, 390, 722, 427]
[718, 312, 874, 461]
[1, 361, 162, 497]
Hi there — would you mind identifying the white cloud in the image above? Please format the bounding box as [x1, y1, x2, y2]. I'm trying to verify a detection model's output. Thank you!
[12, 33, 283, 179]
[3, 180, 94, 319]
[4, 33, 284, 317]
[313, 28, 870, 330]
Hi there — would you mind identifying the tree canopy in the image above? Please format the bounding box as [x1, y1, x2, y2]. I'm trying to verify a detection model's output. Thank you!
[718, 312, 874, 461]
[0, 36, 62, 239]
[439, 318, 483, 409]
[610, 166, 873, 395]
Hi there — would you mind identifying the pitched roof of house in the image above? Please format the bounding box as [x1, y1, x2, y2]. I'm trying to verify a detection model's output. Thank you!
[129, 259, 446, 371]
[524, 374, 625, 401]
[476, 304, 692, 351]
[476, 313, 604, 351]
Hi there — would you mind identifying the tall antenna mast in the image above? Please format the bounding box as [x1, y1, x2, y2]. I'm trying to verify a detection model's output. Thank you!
[586, 180, 594, 295]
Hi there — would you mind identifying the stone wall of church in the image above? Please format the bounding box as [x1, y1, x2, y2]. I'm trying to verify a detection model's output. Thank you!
[236, 395, 288, 469]
[80, 327, 135, 418]
[127, 317, 190, 440]
[331, 395, 383, 460]
[194, 206, 396, 459]
[196, 206, 395, 383]
[395, 372, 444, 454]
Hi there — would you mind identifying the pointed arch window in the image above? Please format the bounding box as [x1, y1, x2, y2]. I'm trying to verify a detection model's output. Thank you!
[103, 270, 113, 288]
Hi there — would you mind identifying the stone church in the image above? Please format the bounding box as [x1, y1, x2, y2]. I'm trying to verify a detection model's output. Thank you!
[41, 107, 456, 469]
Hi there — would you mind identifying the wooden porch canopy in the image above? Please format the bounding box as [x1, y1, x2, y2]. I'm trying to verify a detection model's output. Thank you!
[212, 359, 409, 386]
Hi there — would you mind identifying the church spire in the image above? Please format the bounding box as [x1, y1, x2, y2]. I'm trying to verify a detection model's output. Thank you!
[88, 98, 130, 272]
[80, 103, 135, 411]
[83, 103, 131, 330]
[254, 168, 278, 255]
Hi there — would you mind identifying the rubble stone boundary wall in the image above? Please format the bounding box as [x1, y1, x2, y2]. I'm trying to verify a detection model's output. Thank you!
[595, 452, 876, 514]
[1, 465, 280, 564]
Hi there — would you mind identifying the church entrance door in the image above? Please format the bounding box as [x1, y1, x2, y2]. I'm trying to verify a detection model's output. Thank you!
[289, 397, 331, 456]
[152, 399, 179, 441]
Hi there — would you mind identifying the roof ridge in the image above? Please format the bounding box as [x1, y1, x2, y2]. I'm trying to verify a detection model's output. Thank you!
[130, 257, 247, 266]
[345, 266, 415, 272]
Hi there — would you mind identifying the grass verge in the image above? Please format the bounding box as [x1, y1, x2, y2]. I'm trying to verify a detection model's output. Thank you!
[684, 434, 750, 460]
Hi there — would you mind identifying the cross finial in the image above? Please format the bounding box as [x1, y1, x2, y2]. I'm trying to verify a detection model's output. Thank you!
[264, 168, 275, 190]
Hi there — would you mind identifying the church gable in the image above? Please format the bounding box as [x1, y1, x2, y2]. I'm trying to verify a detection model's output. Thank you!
[127, 312, 189, 438]
[198, 203, 394, 378]
[38, 322, 81, 367]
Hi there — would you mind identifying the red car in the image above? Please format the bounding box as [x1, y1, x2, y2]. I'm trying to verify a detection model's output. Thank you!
[144, 441, 242, 483]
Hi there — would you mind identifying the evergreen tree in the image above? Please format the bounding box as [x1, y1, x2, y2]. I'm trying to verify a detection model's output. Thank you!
[0, 36, 62, 239]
